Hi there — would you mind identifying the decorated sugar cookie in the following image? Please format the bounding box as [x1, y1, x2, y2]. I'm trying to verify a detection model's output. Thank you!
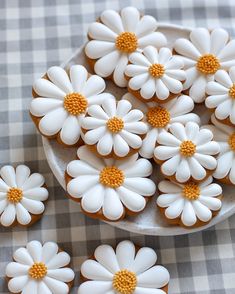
[157, 177, 222, 227]
[66, 145, 156, 221]
[6, 240, 75, 294]
[82, 98, 147, 158]
[174, 28, 235, 103]
[125, 93, 200, 158]
[85, 6, 167, 87]
[154, 122, 220, 183]
[0, 165, 48, 227]
[206, 67, 235, 126]
[78, 240, 170, 294]
[205, 115, 235, 185]
[30, 65, 113, 146]
[125, 46, 186, 102]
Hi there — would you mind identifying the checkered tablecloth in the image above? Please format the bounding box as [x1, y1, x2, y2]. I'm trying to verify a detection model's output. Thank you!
[1, 0, 235, 293]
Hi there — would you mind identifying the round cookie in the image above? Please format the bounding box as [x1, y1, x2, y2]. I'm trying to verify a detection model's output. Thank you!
[174, 28, 235, 103]
[154, 122, 220, 183]
[30, 65, 113, 146]
[157, 177, 222, 228]
[82, 98, 147, 158]
[124, 92, 200, 159]
[85, 6, 167, 87]
[205, 114, 235, 185]
[78, 240, 170, 294]
[0, 165, 48, 227]
[66, 145, 156, 221]
[206, 66, 235, 126]
[125, 46, 186, 103]
[5, 240, 75, 294]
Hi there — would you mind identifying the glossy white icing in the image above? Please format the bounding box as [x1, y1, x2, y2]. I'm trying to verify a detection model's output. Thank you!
[154, 122, 220, 183]
[126, 46, 185, 100]
[66, 146, 156, 221]
[124, 93, 200, 158]
[6, 240, 74, 294]
[78, 240, 170, 294]
[85, 7, 167, 87]
[82, 97, 147, 157]
[0, 165, 48, 227]
[157, 177, 222, 227]
[174, 28, 235, 103]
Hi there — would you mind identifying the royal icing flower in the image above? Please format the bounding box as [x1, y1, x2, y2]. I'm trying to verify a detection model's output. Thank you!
[78, 240, 170, 294]
[154, 122, 220, 183]
[124, 93, 200, 158]
[85, 6, 167, 87]
[205, 115, 235, 184]
[0, 165, 48, 227]
[174, 28, 235, 103]
[30, 65, 112, 146]
[125, 46, 185, 101]
[6, 240, 75, 294]
[206, 67, 235, 125]
[157, 177, 222, 227]
[82, 98, 147, 158]
[66, 145, 156, 221]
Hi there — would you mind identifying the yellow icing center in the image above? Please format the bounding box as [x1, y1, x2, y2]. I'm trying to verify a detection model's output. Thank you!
[196, 54, 220, 75]
[106, 117, 124, 133]
[146, 106, 170, 128]
[148, 63, 165, 78]
[228, 133, 235, 151]
[113, 269, 137, 294]
[115, 32, 138, 53]
[63, 92, 88, 115]
[7, 188, 23, 204]
[183, 182, 200, 200]
[28, 262, 47, 279]
[99, 166, 124, 188]
[229, 84, 235, 99]
[180, 140, 196, 157]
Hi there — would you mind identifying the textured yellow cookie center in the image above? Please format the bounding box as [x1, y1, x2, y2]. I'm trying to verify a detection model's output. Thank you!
[99, 166, 124, 188]
[228, 133, 235, 151]
[229, 84, 235, 99]
[183, 182, 200, 200]
[107, 117, 124, 133]
[180, 140, 196, 157]
[115, 32, 138, 53]
[146, 106, 170, 128]
[149, 63, 165, 78]
[7, 188, 23, 203]
[196, 54, 220, 75]
[28, 262, 47, 279]
[113, 269, 137, 294]
[63, 92, 88, 115]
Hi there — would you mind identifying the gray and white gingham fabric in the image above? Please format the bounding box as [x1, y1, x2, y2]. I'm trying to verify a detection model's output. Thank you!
[1, 0, 235, 293]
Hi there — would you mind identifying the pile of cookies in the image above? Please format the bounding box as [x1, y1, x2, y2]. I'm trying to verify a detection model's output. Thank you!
[30, 6, 235, 229]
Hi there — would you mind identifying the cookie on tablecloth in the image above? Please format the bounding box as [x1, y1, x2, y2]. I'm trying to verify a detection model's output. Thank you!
[78, 240, 170, 294]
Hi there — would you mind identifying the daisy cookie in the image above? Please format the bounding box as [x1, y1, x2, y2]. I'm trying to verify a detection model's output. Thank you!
[66, 145, 156, 221]
[206, 66, 235, 126]
[6, 240, 75, 294]
[30, 65, 113, 146]
[157, 177, 222, 228]
[125, 46, 186, 102]
[85, 6, 167, 87]
[125, 93, 200, 158]
[78, 240, 170, 294]
[154, 122, 220, 183]
[205, 114, 235, 185]
[82, 98, 147, 158]
[0, 165, 48, 227]
[174, 28, 235, 103]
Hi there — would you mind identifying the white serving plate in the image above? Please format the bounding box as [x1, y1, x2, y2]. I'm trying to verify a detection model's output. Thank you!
[42, 23, 235, 236]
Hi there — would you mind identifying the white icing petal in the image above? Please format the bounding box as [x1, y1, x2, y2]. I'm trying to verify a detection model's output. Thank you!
[0, 199, 7, 213]
[83, 75, 106, 97]
[218, 39, 235, 62]
[113, 54, 129, 87]
[22, 173, 44, 190]
[165, 198, 184, 219]
[181, 201, 197, 226]
[37, 281, 52, 294]
[188, 157, 207, 180]
[158, 180, 182, 194]
[125, 64, 148, 77]
[0, 178, 10, 192]
[81, 259, 113, 281]
[157, 131, 181, 147]
[129, 73, 149, 90]
[175, 159, 191, 182]
[13, 247, 34, 266]
[165, 69, 185, 81]
[42, 242, 59, 264]
[78, 281, 113, 294]
[132, 247, 157, 274]
[103, 188, 124, 220]
[67, 160, 99, 178]
[20, 198, 44, 214]
[15, 165, 30, 188]
[157, 193, 181, 207]
[6, 262, 29, 277]
[27, 240, 42, 262]
[183, 67, 198, 90]
[23, 187, 48, 201]
[97, 133, 113, 156]
[121, 6, 140, 32]
[43, 276, 69, 294]
[190, 28, 210, 54]
[67, 175, 99, 198]
[136, 15, 158, 37]
[155, 79, 170, 100]
[124, 178, 156, 196]
[21, 279, 37, 294]
[102, 98, 117, 117]
[124, 158, 152, 177]
[116, 240, 135, 269]
[101, 10, 124, 34]
[85, 40, 116, 59]
[118, 186, 146, 212]
[0, 165, 16, 187]
[94, 244, 120, 274]
[214, 151, 233, 179]
[189, 75, 207, 103]
[84, 126, 107, 145]
[33, 78, 66, 99]
[47, 268, 75, 282]
[196, 142, 219, 155]
[154, 146, 179, 160]
[198, 196, 222, 211]
[88, 104, 110, 120]
[161, 155, 181, 176]
[70, 65, 88, 93]
[82, 184, 104, 213]
[47, 66, 73, 94]
[169, 95, 194, 116]
[60, 115, 81, 145]
[140, 128, 159, 159]
[134, 288, 166, 294]
[119, 130, 142, 148]
[143, 46, 159, 64]
[229, 66, 235, 82]
[30, 98, 62, 117]
[94, 50, 121, 77]
[140, 77, 156, 99]
[138, 32, 167, 49]
[88, 22, 117, 41]
[129, 52, 151, 67]
[137, 265, 170, 288]
[46, 251, 70, 269]
[161, 75, 183, 94]
[8, 276, 29, 293]
[82, 117, 106, 130]
[174, 38, 200, 60]
[1, 204, 16, 226]
[113, 134, 130, 157]
[206, 81, 229, 95]
[192, 200, 212, 222]
[210, 28, 229, 55]
[77, 146, 105, 169]
[214, 69, 232, 88]
[169, 123, 187, 141]
[16, 203, 31, 225]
